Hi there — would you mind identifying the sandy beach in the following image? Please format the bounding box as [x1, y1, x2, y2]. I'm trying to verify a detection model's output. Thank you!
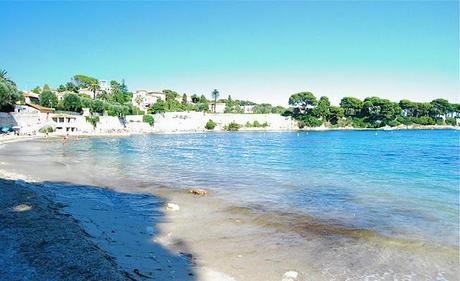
[0, 164, 236, 281]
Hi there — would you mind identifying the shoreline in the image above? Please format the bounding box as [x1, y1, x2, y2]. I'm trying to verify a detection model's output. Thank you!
[1, 124, 457, 145]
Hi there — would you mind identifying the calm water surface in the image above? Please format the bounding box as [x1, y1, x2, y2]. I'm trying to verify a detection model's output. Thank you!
[2, 130, 459, 279]
[80, 130, 458, 246]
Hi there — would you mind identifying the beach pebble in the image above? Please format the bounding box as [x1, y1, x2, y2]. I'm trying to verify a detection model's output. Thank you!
[188, 188, 208, 196]
[166, 202, 180, 211]
[282, 271, 299, 281]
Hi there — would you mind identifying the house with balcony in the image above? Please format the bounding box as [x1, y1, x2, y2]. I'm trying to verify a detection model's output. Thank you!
[132, 90, 166, 112]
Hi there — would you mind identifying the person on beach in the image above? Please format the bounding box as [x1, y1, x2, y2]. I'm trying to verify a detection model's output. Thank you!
[62, 134, 69, 144]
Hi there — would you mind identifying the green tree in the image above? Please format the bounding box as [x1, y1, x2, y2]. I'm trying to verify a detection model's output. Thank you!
[32, 86, 42, 95]
[362, 97, 401, 127]
[288, 92, 317, 112]
[73, 74, 98, 89]
[191, 94, 199, 103]
[40, 91, 58, 108]
[182, 93, 188, 105]
[340, 97, 363, 117]
[120, 79, 128, 93]
[415, 102, 432, 117]
[0, 69, 7, 80]
[211, 89, 220, 113]
[42, 84, 51, 92]
[63, 93, 82, 112]
[399, 99, 417, 117]
[0, 72, 21, 112]
[315, 96, 331, 120]
[65, 82, 78, 93]
[271, 105, 286, 114]
[199, 95, 208, 103]
[57, 84, 66, 92]
[197, 102, 209, 112]
[97, 91, 111, 102]
[430, 98, 449, 117]
[329, 106, 344, 125]
[253, 103, 272, 114]
[148, 98, 166, 113]
[135, 95, 143, 108]
[89, 81, 100, 99]
[91, 99, 104, 113]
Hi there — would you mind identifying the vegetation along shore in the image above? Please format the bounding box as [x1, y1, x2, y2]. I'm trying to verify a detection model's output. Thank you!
[0, 69, 459, 137]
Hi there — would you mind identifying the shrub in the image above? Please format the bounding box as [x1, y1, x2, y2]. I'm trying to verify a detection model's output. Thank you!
[85, 116, 100, 128]
[351, 117, 367, 128]
[445, 117, 457, 126]
[435, 118, 445, 125]
[245, 121, 269, 128]
[413, 116, 435, 125]
[205, 119, 217, 130]
[298, 116, 322, 128]
[224, 121, 241, 131]
[387, 119, 401, 127]
[143, 114, 154, 126]
[336, 118, 352, 128]
[396, 116, 413, 125]
[38, 125, 54, 133]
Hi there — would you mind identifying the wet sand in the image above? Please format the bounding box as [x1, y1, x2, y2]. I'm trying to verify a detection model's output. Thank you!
[0, 178, 128, 281]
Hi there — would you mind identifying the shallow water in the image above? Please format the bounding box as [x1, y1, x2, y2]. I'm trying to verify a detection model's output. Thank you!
[1, 130, 459, 280]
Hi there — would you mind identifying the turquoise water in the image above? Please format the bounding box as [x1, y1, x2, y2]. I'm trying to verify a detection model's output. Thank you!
[51, 129, 459, 247]
[2, 129, 459, 279]
[2, 130, 459, 248]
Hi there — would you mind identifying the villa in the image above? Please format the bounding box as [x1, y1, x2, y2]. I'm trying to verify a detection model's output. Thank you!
[51, 114, 78, 133]
[211, 102, 226, 113]
[78, 88, 95, 98]
[22, 91, 40, 104]
[98, 80, 111, 92]
[20, 92, 54, 113]
[132, 90, 166, 112]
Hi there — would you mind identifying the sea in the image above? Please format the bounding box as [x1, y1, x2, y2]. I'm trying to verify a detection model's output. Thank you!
[1, 130, 459, 280]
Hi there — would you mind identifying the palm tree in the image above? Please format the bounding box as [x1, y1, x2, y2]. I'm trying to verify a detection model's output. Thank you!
[135, 95, 143, 109]
[0, 69, 16, 86]
[90, 81, 100, 99]
[0, 69, 7, 80]
[211, 89, 220, 113]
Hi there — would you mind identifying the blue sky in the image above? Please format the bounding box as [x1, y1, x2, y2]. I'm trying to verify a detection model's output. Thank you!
[1, 1, 458, 105]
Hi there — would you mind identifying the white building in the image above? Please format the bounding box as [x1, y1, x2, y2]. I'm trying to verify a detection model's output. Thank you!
[132, 90, 166, 112]
[210, 102, 226, 113]
[242, 105, 255, 114]
[22, 91, 40, 104]
[78, 88, 94, 98]
[98, 80, 111, 92]
[51, 114, 79, 133]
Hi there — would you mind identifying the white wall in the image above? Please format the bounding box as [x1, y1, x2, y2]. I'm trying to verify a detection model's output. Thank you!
[2, 111, 296, 135]
[152, 112, 296, 132]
